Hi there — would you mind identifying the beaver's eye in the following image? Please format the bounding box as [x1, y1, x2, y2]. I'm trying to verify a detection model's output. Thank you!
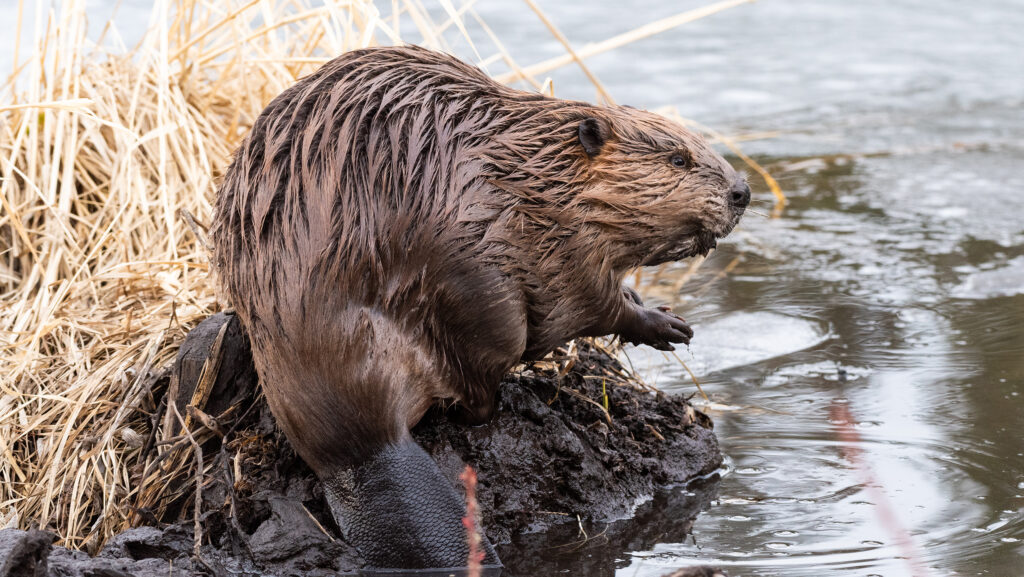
[670, 154, 691, 169]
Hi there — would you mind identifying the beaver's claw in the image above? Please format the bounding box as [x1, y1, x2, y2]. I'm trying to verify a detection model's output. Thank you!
[620, 305, 693, 351]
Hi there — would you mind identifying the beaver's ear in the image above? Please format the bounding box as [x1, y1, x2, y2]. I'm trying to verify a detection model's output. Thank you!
[578, 117, 608, 157]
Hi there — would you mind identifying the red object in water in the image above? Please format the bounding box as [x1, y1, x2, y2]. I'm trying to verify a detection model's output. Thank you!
[460, 465, 486, 577]
[830, 401, 932, 577]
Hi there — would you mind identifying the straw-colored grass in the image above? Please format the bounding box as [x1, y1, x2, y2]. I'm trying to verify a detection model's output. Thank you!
[0, 0, 777, 550]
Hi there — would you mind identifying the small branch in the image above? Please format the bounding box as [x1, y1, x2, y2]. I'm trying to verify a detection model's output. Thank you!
[459, 466, 484, 577]
[178, 208, 214, 254]
[170, 403, 205, 564]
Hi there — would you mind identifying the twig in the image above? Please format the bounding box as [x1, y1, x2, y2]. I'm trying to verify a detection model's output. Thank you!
[520, 0, 615, 105]
[178, 208, 214, 254]
[459, 466, 484, 577]
[670, 351, 709, 403]
[170, 403, 205, 564]
[496, 0, 756, 84]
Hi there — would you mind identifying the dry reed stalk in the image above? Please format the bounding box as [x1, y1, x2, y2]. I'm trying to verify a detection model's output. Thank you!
[494, 0, 758, 85]
[520, 0, 615, 105]
[0, 0, 767, 550]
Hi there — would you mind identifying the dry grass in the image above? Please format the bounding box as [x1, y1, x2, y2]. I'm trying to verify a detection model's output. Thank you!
[0, 0, 778, 550]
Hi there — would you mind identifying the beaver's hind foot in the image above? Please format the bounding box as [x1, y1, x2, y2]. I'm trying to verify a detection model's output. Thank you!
[323, 438, 501, 572]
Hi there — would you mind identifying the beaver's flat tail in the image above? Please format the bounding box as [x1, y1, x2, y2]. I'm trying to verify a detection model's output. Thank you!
[322, 437, 500, 572]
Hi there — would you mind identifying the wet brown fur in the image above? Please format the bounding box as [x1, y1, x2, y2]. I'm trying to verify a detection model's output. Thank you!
[212, 46, 741, 473]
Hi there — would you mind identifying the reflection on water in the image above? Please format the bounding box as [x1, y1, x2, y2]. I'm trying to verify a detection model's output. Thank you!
[502, 477, 722, 577]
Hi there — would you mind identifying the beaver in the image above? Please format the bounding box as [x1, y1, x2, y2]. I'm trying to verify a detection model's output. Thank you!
[212, 45, 748, 571]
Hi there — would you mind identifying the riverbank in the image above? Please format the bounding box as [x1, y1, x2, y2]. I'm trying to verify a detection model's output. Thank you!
[0, 313, 721, 576]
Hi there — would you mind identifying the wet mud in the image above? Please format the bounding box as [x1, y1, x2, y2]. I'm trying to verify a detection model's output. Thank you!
[0, 312, 722, 576]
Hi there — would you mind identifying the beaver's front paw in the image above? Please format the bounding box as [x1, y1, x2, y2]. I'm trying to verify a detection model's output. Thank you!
[620, 306, 693, 351]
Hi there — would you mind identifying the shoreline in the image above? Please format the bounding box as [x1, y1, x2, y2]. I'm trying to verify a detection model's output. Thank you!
[0, 312, 721, 576]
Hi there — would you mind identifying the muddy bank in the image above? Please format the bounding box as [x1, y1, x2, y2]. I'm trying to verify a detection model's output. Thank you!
[1, 312, 722, 576]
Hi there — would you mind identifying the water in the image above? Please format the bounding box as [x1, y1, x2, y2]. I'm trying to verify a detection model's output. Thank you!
[5, 1, 1023, 575]
[473, 1, 1024, 575]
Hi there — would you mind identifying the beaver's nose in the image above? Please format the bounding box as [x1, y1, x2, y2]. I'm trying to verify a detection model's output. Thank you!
[729, 181, 751, 212]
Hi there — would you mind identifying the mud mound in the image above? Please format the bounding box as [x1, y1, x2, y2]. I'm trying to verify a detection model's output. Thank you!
[0, 313, 721, 576]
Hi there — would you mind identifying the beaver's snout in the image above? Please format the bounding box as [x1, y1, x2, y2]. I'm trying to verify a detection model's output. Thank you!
[729, 180, 751, 216]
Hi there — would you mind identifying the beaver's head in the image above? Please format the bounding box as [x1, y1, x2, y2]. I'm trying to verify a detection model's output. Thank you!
[569, 107, 749, 267]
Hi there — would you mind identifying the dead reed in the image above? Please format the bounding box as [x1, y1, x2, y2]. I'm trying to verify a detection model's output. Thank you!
[0, 0, 776, 550]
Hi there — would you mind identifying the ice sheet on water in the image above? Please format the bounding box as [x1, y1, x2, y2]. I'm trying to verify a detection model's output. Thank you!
[625, 312, 829, 381]
[682, 312, 828, 375]
[952, 257, 1024, 300]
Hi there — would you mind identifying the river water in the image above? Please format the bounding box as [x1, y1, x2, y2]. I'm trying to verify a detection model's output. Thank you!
[5, 1, 1023, 576]
[475, 1, 1024, 576]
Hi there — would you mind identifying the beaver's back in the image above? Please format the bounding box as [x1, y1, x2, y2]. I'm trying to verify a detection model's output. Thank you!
[216, 47, 509, 321]
[213, 47, 542, 456]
